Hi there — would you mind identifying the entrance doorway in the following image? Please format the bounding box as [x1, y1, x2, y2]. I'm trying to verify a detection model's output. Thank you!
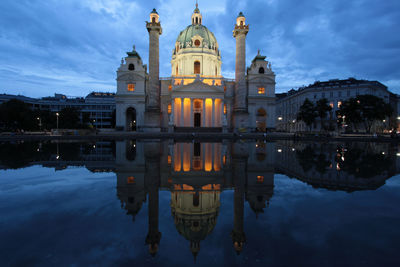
[126, 107, 136, 131]
[194, 113, 201, 127]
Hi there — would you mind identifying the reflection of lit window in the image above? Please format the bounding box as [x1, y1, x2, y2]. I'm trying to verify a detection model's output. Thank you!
[127, 84, 135, 92]
[223, 155, 226, 165]
[224, 86, 227, 92]
[168, 104, 172, 114]
[193, 159, 202, 171]
[257, 176, 264, 183]
[258, 87, 265, 94]
[330, 102, 334, 108]
[337, 101, 342, 108]
[168, 155, 172, 164]
[168, 177, 172, 184]
[127, 176, 135, 184]
[224, 104, 227, 115]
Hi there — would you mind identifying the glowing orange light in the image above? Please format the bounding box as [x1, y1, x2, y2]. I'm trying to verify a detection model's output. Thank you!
[258, 87, 265, 94]
[224, 104, 227, 115]
[168, 155, 172, 164]
[127, 176, 135, 184]
[257, 176, 264, 183]
[168, 104, 172, 114]
[127, 84, 135, 92]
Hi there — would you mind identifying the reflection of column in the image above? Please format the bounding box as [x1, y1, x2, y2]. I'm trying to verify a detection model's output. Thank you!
[144, 143, 162, 257]
[212, 99, 215, 127]
[231, 143, 248, 255]
[181, 98, 184, 127]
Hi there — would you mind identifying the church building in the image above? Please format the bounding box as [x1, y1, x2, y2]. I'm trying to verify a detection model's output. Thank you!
[115, 4, 276, 132]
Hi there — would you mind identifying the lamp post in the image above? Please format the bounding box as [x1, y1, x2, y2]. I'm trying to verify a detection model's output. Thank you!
[56, 113, 59, 130]
[37, 117, 42, 131]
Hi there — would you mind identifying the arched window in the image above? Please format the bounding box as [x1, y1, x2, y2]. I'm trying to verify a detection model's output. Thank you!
[196, 17, 198, 24]
[152, 17, 156, 23]
[194, 40, 201, 47]
[240, 21, 244, 26]
[194, 61, 201, 74]
[259, 67, 265, 74]
[215, 67, 218, 76]
[128, 64, 135, 71]
[176, 65, 179, 75]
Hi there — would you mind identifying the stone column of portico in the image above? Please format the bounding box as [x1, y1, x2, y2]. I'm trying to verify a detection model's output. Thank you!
[220, 100, 224, 127]
[233, 12, 249, 131]
[202, 99, 206, 127]
[212, 99, 215, 127]
[190, 99, 194, 127]
[145, 9, 162, 132]
[181, 98, 184, 127]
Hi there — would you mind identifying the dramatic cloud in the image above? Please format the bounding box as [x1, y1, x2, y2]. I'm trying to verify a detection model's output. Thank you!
[0, 0, 399, 97]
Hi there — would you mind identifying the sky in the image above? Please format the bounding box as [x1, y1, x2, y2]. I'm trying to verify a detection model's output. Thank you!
[0, 0, 399, 98]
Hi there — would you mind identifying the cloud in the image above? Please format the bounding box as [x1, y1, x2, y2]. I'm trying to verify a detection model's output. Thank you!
[0, 0, 399, 97]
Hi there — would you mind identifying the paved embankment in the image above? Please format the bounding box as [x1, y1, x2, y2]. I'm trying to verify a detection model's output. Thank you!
[0, 132, 398, 143]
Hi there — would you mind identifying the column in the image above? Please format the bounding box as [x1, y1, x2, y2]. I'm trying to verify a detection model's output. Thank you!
[190, 99, 194, 127]
[221, 100, 224, 127]
[181, 98, 184, 127]
[212, 99, 215, 127]
[171, 99, 175, 125]
[202, 99, 206, 127]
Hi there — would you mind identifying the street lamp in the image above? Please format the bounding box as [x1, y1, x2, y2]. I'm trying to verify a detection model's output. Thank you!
[56, 113, 59, 130]
[37, 117, 42, 131]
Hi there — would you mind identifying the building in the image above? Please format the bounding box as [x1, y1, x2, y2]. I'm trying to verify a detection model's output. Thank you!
[116, 4, 276, 132]
[276, 78, 393, 132]
[0, 92, 115, 129]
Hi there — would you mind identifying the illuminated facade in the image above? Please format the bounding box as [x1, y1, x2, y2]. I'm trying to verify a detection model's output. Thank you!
[116, 4, 276, 132]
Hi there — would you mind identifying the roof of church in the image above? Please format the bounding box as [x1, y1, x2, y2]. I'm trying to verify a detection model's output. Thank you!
[176, 24, 218, 48]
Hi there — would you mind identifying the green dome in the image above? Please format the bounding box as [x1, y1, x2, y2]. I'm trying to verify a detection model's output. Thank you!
[176, 24, 218, 49]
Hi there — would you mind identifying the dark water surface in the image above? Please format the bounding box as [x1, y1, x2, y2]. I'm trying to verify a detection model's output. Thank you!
[0, 140, 400, 266]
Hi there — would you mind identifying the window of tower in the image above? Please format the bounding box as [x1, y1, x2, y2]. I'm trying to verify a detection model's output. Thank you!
[127, 84, 135, 92]
[176, 65, 179, 75]
[215, 67, 218, 76]
[128, 64, 135, 71]
[194, 61, 201, 74]
[240, 21, 244, 26]
[258, 87, 266, 94]
[194, 40, 201, 47]
[259, 67, 265, 74]
[196, 17, 198, 24]
[152, 17, 156, 23]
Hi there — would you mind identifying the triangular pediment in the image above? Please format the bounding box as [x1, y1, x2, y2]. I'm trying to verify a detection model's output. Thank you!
[173, 80, 223, 93]
[248, 75, 275, 84]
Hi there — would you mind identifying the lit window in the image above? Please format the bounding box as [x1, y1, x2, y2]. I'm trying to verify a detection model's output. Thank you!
[337, 101, 342, 108]
[168, 85, 172, 91]
[127, 176, 135, 184]
[127, 84, 135, 92]
[330, 102, 334, 108]
[224, 86, 227, 92]
[168, 155, 172, 165]
[258, 87, 265, 94]
[168, 104, 172, 114]
[224, 104, 227, 115]
[257, 176, 264, 183]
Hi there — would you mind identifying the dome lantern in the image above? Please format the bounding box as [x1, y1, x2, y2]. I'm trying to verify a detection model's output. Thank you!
[191, 2, 202, 25]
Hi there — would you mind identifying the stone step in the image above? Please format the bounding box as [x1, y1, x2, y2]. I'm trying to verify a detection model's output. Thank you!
[174, 127, 222, 133]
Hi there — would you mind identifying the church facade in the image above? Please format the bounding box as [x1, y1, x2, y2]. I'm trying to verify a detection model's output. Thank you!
[115, 4, 276, 132]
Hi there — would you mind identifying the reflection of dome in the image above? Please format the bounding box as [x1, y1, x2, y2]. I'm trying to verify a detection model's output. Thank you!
[171, 188, 220, 258]
[176, 25, 218, 50]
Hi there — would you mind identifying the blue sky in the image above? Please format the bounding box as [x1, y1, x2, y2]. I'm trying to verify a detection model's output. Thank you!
[0, 0, 399, 98]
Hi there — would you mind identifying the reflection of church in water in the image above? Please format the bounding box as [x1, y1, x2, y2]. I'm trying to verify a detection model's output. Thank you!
[115, 140, 275, 257]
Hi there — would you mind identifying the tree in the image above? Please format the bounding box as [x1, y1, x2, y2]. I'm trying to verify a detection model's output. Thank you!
[316, 98, 332, 131]
[0, 99, 36, 131]
[336, 98, 362, 132]
[297, 98, 317, 131]
[357, 95, 392, 133]
[59, 107, 81, 129]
